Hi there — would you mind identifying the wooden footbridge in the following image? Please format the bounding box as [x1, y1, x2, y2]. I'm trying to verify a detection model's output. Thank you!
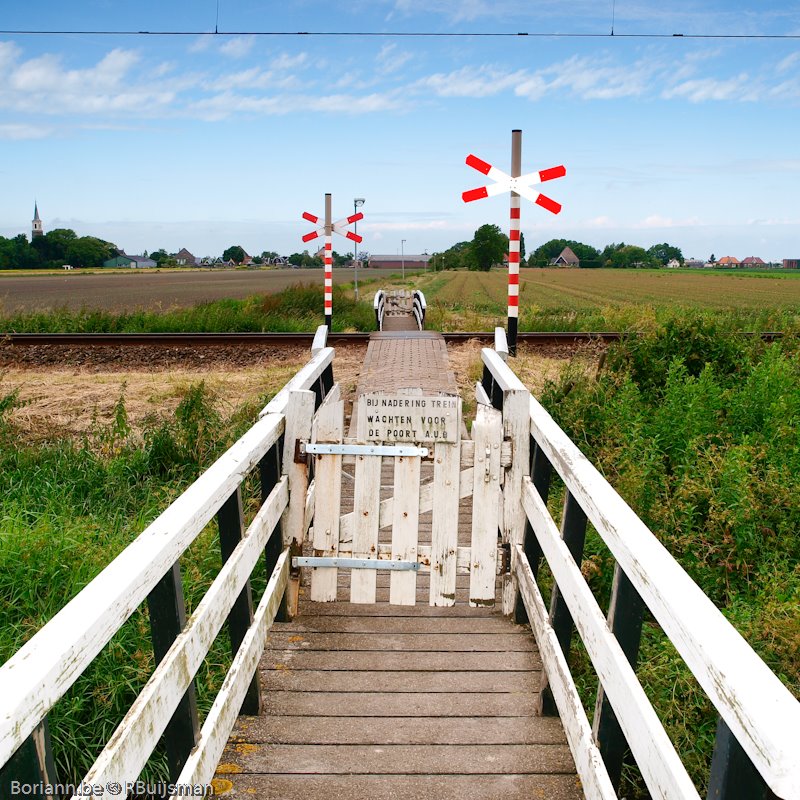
[1, 295, 798, 800]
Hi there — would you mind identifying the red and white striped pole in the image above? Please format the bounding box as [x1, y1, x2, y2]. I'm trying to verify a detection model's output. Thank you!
[508, 129, 522, 356]
[302, 197, 364, 330]
[324, 192, 333, 329]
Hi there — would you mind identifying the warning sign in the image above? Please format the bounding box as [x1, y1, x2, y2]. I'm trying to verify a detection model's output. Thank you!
[358, 394, 461, 444]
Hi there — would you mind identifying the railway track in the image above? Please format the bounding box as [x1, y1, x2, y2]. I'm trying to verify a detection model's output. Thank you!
[2, 331, 624, 347]
[1, 331, 783, 347]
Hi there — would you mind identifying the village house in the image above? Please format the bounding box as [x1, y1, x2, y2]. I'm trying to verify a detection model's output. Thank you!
[102, 253, 156, 268]
[550, 246, 580, 267]
[174, 248, 200, 267]
[368, 254, 431, 270]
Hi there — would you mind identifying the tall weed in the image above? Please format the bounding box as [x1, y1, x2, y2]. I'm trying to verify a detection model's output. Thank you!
[540, 323, 800, 794]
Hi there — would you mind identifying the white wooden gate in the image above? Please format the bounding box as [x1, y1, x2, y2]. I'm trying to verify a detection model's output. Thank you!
[304, 389, 504, 606]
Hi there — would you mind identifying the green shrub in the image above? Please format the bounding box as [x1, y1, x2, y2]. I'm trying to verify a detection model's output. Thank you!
[540, 323, 800, 794]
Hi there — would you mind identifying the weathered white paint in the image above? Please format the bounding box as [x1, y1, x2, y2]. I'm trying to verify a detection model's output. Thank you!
[429, 440, 461, 606]
[74, 479, 289, 793]
[350, 441, 382, 603]
[500, 386, 530, 615]
[259, 346, 334, 418]
[310, 398, 344, 602]
[0, 412, 285, 766]
[469, 404, 502, 606]
[177, 549, 290, 788]
[475, 380, 492, 407]
[525, 391, 800, 798]
[311, 325, 328, 355]
[522, 479, 700, 799]
[303, 481, 315, 540]
[515, 547, 618, 800]
[281, 390, 315, 550]
[494, 326, 509, 361]
[389, 455, 421, 605]
[339, 467, 475, 543]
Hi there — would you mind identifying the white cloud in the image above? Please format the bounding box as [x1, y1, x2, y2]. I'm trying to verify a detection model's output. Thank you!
[376, 44, 414, 75]
[270, 52, 308, 71]
[0, 123, 51, 140]
[189, 35, 215, 53]
[219, 36, 257, 58]
[776, 52, 800, 74]
[189, 89, 405, 120]
[414, 65, 527, 98]
[662, 74, 756, 103]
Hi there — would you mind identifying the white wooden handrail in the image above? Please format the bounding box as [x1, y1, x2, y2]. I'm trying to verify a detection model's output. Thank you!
[76, 478, 289, 790]
[481, 347, 800, 798]
[0, 411, 285, 767]
[259, 345, 334, 417]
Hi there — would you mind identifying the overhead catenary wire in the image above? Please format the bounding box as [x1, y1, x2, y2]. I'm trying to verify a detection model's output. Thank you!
[1, 29, 799, 39]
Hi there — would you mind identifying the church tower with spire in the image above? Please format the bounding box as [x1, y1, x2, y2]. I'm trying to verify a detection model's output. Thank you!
[32, 202, 43, 238]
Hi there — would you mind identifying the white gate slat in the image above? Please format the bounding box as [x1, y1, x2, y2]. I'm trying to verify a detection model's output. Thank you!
[310, 398, 344, 602]
[469, 404, 502, 607]
[429, 440, 461, 606]
[74, 478, 289, 792]
[389, 455, 421, 605]
[339, 467, 474, 543]
[515, 546, 617, 800]
[177, 549, 290, 788]
[522, 478, 701, 799]
[350, 453, 382, 604]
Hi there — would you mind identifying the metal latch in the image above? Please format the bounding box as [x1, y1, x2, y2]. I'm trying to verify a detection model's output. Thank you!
[293, 557, 419, 571]
[301, 443, 429, 458]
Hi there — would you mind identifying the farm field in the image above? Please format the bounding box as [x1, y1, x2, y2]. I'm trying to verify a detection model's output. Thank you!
[413, 268, 800, 331]
[0, 267, 391, 314]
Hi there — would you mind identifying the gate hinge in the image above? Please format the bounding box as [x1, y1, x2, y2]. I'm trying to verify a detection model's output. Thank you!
[499, 542, 511, 574]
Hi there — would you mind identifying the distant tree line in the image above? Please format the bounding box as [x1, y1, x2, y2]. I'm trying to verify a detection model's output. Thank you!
[431, 227, 685, 271]
[0, 229, 118, 269]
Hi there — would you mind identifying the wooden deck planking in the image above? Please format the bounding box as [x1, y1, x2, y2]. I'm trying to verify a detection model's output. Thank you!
[213, 330, 580, 799]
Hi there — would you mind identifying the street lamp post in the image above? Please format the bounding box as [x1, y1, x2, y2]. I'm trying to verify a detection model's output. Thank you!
[353, 197, 365, 300]
[401, 239, 406, 280]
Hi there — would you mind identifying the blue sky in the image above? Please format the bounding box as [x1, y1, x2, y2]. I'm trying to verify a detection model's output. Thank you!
[1, 1, 798, 261]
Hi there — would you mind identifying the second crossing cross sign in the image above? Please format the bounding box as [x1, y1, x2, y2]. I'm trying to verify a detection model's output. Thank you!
[302, 193, 364, 329]
[462, 129, 566, 356]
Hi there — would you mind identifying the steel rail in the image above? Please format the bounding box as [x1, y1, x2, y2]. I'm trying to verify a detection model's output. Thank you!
[0, 331, 783, 347]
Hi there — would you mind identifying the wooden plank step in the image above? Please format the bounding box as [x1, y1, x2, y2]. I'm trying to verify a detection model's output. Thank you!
[260, 669, 538, 693]
[267, 632, 536, 652]
[230, 715, 568, 745]
[262, 691, 541, 717]
[296, 601, 498, 617]
[210, 774, 582, 800]
[217, 743, 576, 774]
[273, 616, 526, 633]
[263, 649, 541, 671]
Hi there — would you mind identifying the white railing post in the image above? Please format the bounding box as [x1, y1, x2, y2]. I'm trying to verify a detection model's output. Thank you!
[280, 389, 315, 618]
[311, 324, 328, 355]
[494, 326, 509, 361]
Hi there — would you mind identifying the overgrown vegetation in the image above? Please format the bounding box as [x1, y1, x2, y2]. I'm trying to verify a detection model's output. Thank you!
[0, 282, 376, 333]
[538, 318, 800, 794]
[0, 382, 271, 783]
